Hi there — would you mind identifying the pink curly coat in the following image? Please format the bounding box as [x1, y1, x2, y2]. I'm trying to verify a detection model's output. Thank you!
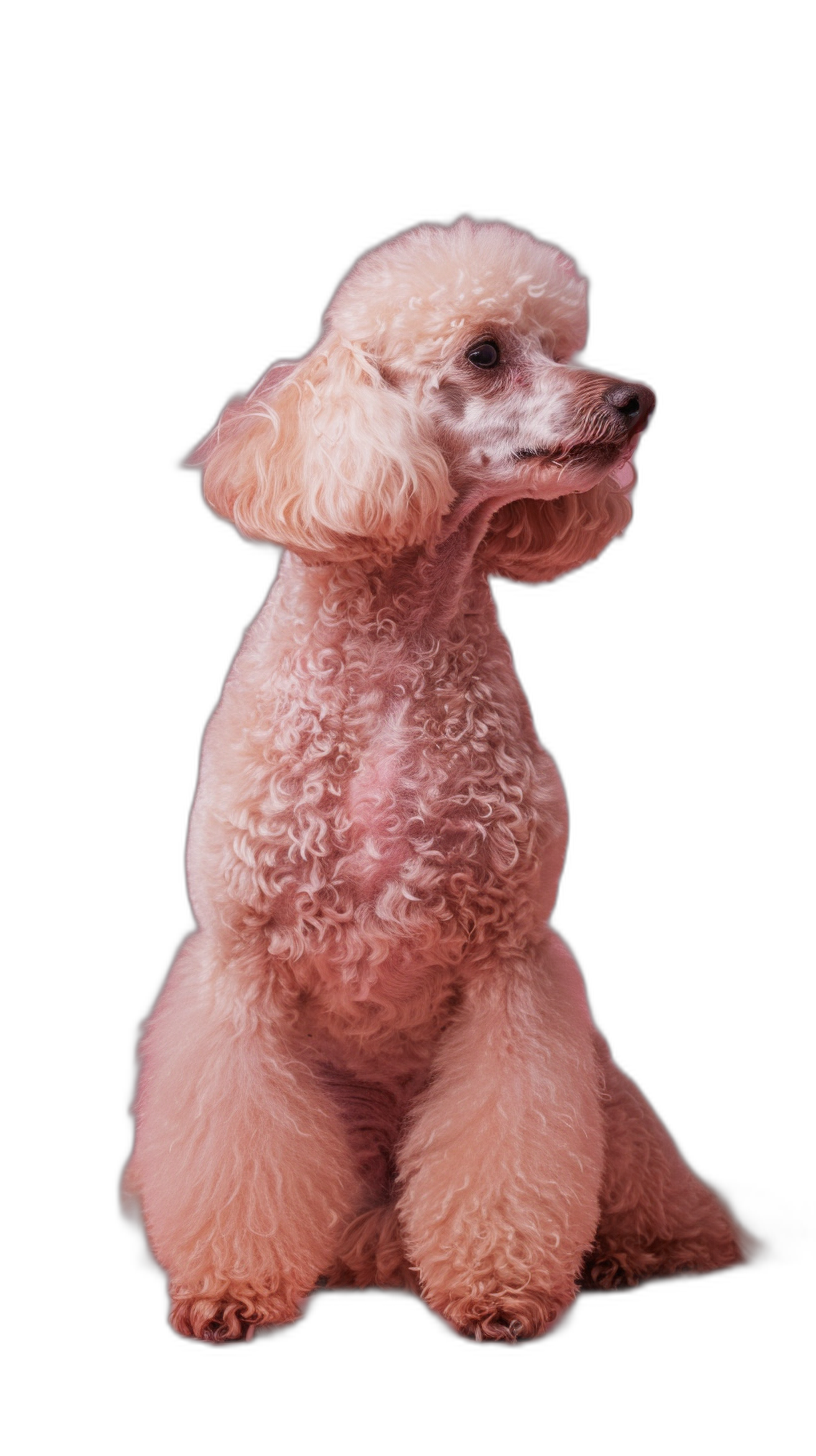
[127, 219, 742, 1341]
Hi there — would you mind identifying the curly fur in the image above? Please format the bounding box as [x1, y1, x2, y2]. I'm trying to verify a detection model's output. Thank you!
[127, 218, 742, 1343]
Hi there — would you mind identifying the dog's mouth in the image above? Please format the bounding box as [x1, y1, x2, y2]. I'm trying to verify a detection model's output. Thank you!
[513, 442, 618, 466]
[513, 433, 644, 492]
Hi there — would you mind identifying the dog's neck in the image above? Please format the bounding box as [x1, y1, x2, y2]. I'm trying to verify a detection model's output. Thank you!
[285, 502, 501, 644]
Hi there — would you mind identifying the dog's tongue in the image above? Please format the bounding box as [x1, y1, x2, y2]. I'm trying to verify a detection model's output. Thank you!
[609, 456, 636, 490]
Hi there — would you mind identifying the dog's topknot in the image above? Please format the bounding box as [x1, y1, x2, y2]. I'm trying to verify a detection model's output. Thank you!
[328, 217, 589, 371]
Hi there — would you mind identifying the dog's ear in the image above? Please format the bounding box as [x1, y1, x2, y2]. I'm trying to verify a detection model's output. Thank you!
[477, 484, 632, 582]
[188, 334, 453, 560]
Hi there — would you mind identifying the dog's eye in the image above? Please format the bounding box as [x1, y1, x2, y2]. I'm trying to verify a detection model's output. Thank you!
[467, 341, 500, 369]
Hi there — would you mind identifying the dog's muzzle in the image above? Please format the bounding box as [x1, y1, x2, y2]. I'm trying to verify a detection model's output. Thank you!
[603, 382, 656, 488]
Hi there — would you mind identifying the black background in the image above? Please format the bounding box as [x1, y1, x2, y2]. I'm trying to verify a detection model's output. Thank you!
[92, 93, 804, 1432]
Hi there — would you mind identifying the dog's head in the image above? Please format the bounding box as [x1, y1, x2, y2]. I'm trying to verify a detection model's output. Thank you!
[191, 218, 654, 578]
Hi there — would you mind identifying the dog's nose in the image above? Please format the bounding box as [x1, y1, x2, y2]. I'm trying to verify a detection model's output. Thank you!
[604, 383, 656, 430]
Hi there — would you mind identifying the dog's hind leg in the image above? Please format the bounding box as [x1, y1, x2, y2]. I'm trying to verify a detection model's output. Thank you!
[581, 1032, 744, 1289]
[126, 932, 360, 1340]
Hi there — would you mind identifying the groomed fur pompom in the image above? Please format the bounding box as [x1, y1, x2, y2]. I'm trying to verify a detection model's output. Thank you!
[191, 334, 453, 561]
[478, 482, 633, 582]
[329, 216, 589, 372]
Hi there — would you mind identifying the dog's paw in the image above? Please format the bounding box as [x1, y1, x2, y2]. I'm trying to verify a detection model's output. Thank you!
[169, 1286, 301, 1342]
[581, 1229, 744, 1290]
[460, 1312, 527, 1343]
[437, 1288, 567, 1342]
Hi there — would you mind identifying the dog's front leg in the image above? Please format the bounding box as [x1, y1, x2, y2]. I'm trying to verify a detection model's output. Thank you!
[126, 932, 359, 1340]
[398, 929, 604, 1340]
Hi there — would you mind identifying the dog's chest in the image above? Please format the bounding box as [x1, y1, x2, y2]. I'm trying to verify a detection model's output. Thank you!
[242, 635, 565, 981]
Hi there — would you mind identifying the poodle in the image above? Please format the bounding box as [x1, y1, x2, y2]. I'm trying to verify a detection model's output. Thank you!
[126, 218, 743, 1342]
